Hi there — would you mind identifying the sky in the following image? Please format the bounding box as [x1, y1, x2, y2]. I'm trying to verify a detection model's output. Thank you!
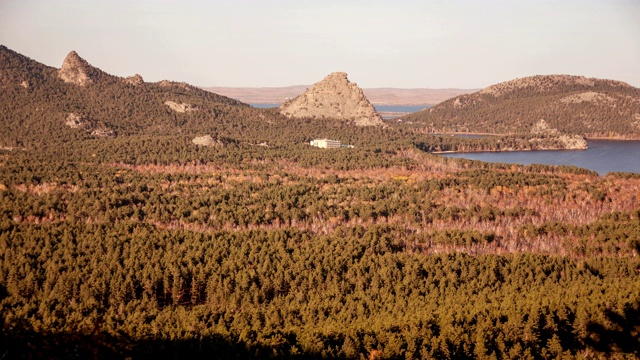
[1, 0, 639, 89]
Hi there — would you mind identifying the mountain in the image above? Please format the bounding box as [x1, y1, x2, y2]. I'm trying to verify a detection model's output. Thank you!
[0, 45, 251, 149]
[279, 72, 384, 126]
[403, 75, 640, 139]
[0, 46, 402, 161]
[202, 85, 477, 106]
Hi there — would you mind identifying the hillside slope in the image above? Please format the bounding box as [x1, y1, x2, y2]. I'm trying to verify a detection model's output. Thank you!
[403, 75, 640, 139]
[1, 46, 427, 166]
[0, 45, 249, 149]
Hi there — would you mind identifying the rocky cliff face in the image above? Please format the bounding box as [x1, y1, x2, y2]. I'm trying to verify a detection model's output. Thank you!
[279, 72, 383, 126]
[165, 100, 197, 113]
[192, 135, 223, 147]
[58, 51, 96, 86]
[530, 119, 588, 150]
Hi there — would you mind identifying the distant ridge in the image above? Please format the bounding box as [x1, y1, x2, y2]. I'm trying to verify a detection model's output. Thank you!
[404, 74, 640, 139]
[203, 85, 477, 106]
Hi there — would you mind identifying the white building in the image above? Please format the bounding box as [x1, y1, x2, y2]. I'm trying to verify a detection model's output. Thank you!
[310, 139, 341, 149]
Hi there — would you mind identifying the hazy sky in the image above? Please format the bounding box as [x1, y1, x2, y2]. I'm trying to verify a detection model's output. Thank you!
[1, 0, 639, 88]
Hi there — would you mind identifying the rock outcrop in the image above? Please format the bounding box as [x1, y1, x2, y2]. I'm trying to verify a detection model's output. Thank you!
[58, 51, 96, 86]
[158, 80, 194, 92]
[633, 114, 640, 130]
[125, 74, 144, 86]
[165, 100, 197, 113]
[530, 119, 588, 150]
[91, 128, 115, 138]
[560, 91, 617, 105]
[557, 134, 589, 150]
[531, 119, 558, 136]
[279, 72, 384, 126]
[65, 113, 88, 129]
[65, 113, 116, 138]
[192, 135, 222, 147]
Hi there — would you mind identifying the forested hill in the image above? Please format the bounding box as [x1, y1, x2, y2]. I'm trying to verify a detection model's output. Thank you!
[0, 46, 425, 159]
[403, 75, 640, 139]
[0, 45, 248, 150]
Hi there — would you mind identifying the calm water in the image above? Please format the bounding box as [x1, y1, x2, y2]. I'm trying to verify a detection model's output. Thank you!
[250, 104, 430, 114]
[443, 140, 640, 175]
[251, 103, 280, 108]
[375, 105, 430, 113]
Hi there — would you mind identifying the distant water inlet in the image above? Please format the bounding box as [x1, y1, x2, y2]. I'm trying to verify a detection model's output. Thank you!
[250, 104, 430, 118]
[251, 103, 280, 109]
[374, 105, 430, 119]
[443, 140, 640, 175]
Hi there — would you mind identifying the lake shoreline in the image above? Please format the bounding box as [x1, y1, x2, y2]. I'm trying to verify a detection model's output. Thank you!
[585, 136, 640, 141]
[444, 132, 640, 141]
[439, 139, 640, 175]
[431, 147, 588, 155]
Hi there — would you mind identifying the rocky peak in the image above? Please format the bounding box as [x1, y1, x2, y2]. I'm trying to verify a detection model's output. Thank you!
[58, 51, 95, 86]
[279, 72, 384, 126]
[323, 72, 350, 85]
[65, 113, 89, 129]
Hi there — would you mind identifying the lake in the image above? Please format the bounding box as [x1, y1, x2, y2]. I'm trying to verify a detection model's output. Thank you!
[443, 139, 640, 175]
[374, 105, 429, 113]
